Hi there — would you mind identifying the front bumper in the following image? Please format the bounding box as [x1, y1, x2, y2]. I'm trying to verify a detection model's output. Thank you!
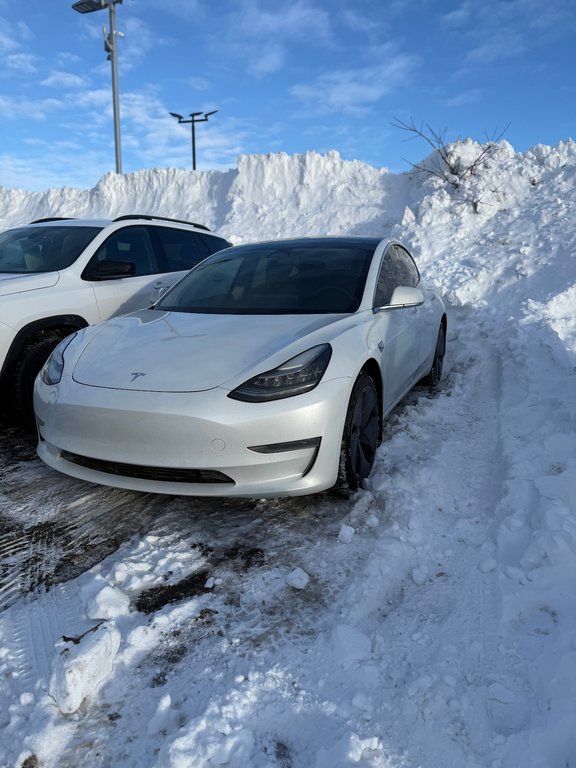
[34, 376, 352, 497]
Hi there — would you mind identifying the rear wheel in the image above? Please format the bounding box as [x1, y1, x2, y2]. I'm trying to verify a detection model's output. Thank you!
[422, 323, 446, 388]
[335, 373, 379, 494]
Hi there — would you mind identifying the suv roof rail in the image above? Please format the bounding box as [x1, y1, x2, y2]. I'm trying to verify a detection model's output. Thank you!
[29, 217, 76, 224]
[113, 214, 210, 231]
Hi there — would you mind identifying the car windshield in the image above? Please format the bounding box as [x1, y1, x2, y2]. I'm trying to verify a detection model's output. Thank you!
[0, 226, 103, 274]
[156, 243, 376, 314]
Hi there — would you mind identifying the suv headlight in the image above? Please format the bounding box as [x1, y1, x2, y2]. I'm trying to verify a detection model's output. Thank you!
[228, 344, 332, 402]
[41, 333, 78, 385]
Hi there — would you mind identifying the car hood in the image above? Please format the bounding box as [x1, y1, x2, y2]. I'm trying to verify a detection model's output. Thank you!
[0, 271, 59, 296]
[72, 309, 347, 392]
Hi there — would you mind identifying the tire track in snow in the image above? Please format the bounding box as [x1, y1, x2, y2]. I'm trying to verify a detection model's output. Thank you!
[0, 420, 170, 611]
[480, 303, 576, 756]
[341, 305, 512, 766]
[0, 487, 167, 612]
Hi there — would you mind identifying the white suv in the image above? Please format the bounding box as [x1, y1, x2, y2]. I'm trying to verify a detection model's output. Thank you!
[0, 214, 232, 417]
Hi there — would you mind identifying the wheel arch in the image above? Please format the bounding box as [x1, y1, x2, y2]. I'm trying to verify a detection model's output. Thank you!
[1, 315, 89, 381]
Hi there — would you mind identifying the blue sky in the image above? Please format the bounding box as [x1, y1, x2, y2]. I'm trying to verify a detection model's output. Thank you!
[1, 0, 575, 191]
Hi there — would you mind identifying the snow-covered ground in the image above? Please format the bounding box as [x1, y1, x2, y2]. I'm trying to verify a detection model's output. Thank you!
[1, 140, 575, 767]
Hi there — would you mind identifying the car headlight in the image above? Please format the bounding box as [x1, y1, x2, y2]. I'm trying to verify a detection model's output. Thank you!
[228, 344, 332, 402]
[41, 333, 78, 385]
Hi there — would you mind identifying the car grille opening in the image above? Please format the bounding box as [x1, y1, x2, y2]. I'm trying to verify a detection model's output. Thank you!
[60, 450, 234, 484]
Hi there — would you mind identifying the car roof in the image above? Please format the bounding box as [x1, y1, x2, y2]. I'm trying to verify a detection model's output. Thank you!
[233, 236, 386, 250]
[25, 215, 211, 232]
[26, 218, 112, 228]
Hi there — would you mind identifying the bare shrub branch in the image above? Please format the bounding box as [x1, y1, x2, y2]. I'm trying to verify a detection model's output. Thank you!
[391, 117, 509, 211]
[392, 117, 509, 187]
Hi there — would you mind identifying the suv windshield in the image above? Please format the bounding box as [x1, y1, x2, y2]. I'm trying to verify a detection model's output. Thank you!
[0, 226, 103, 274]
[156, 243, 375, 314]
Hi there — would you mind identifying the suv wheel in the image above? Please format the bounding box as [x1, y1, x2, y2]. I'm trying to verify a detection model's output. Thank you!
[12, 332, 69, 422]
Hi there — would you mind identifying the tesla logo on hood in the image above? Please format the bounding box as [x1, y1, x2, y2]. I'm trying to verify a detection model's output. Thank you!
[130, 372, 146, 382]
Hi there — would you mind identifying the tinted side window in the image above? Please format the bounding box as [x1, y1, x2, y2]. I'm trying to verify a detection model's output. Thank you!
[154, 227, 209, 272]
[87, 226, 158, 277]
[374, 245, 420, 306]
[374, 249, 398, 306]
[198, 233, 231, 255]
[393, 245, 420, 287]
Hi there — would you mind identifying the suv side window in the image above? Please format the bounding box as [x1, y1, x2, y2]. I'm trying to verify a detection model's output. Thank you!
[374, 244, 420, 306]
[87, 226, 158, 277]
[197, 233, 231, 256]
[153, 226, 211, 272]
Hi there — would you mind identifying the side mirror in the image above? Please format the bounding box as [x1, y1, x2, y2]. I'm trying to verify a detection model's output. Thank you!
[387, 286, 424, 308]
[89, 259, 135, 280]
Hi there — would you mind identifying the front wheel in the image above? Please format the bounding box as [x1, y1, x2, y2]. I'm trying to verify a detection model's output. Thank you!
[11, 333, 67, 422]
[335, 373, 379, 494]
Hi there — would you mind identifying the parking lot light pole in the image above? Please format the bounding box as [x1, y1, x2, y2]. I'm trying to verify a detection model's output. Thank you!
[72, 0, 124, 174]
[169, 110, 218, 170]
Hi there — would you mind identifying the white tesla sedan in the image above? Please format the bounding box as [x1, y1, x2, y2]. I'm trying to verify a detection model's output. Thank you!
[34, 237, 446, 498]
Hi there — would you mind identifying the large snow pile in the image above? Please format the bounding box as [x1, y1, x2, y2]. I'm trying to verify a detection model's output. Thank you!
[0, 140, 575, 767]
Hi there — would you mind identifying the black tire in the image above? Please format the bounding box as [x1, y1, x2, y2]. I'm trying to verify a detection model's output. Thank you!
[422, 323, 446, 389]
[335, 373, 379, 494]
[11, 333, 66, 422]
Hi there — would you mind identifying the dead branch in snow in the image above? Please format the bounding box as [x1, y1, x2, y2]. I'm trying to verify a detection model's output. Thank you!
[392, 117, 509, 188]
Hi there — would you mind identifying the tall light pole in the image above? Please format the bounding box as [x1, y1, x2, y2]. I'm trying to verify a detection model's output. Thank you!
[72, 0, 123, 174]
[169, 111, 218, 170]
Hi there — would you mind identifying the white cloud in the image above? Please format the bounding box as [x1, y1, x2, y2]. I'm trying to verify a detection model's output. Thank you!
[448, 0, 576, 68]
[221, 0, 333, 78]
[41, 71, 89, 89]
[144, 0, 206, 23]
[56, 52, 82, 67]
[236, 0, 331, 43]
[0, 94, 65, 121]
[187, 76, 211, 92]
[120, 17, 165, 68]
[441, 3, 472, 27]
[0, 16, 33, 53]
[247, 44, 284, 77]
[341, 9, 382, 34]
[290, 53, 419, 113]
[4, 53, 37, 74]
[526, 1, 576, 39]
[0, 30, 18, 53]
[466, 30, 525, 64]
[73, 88, 112, 111]
[445, 89, 482, 107]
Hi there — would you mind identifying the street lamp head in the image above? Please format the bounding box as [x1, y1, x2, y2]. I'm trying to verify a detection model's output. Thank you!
[72, 0, 122, 12]
[170, 109, 219, 170]
[72, 0, 103, 13]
